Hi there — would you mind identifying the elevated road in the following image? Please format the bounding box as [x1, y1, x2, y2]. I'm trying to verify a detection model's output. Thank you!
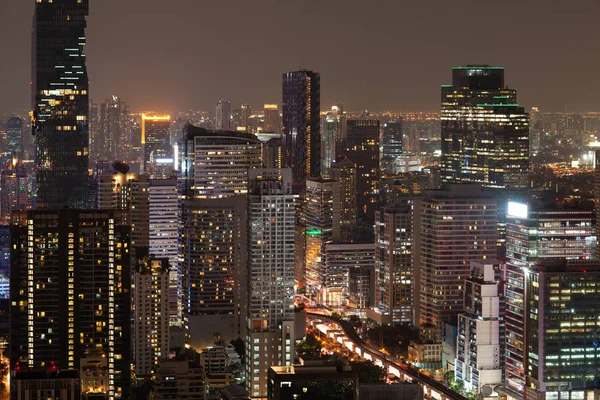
[306, 312, 468, 400]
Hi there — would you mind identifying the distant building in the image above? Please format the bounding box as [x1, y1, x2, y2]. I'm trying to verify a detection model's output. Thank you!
[6, 117, 23, 158]
[263, 104, 281, 135]
[381, 121, 403, 174]
[321, 105, 346, 178]
[142, 114, 172, 177]
[241, 104, 252, 131]
[202, 346, 235, 397]
[331, 157, 357, 243]
[441, 65, 529, 189]
[282, 70, 321, 185]
[216, 100, 232, 131]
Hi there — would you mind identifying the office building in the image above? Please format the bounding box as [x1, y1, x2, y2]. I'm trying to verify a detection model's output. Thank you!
[12, 369, 81, 400]
[282, 70, 321, 184]
[180, 123, 260, 349]
[216, 100, 232, 130]
[263, 104, 281, 134]
[153, 360, 204, 400]
[323, 243, 375, 309]
[10, 210, 131, 399]
[246, 169, 296, 399]
[419, 184, 498, 341]
[33, 0, 90, 209]
[455, 260, 504, 396]
[504, 199, 596, 395]
[520, 260, 600, 399]
[267, 362, 358, 400]
[338, 119, 380, 223]
[6, 117, 23, 158]
[331, 157, 357, 243]
[321, 105, 346, 178]
[441, 65, 529, 189]
[381, 121, 403, 174]
[142, 114, 172, 176]
[370, 198, 418, 325]
[303, 178, 336, 300]
[133, 258, 170, 380]
[180, 123, 262, 199]
[98, 95, 132, 161]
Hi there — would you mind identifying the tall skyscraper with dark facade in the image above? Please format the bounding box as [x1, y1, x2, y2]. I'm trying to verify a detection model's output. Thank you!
[6, 117, 24, 158]
[282, 70, 320, 184]
[338, 119, 380, 223]
[441, 65, 529, 189]
[33, 0, 90, 209]
[10, 210, 131, 399]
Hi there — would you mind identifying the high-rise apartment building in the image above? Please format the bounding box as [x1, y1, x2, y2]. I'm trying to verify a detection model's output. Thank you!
[419, 184, 498, 340]
[371, 199, 418, 325]
[381, 121, 403, 174]
[441, 65, 529, 189]
[216, 100, 232, 131]
[133, 258, 170, 380]
[33, 0, 90, 209]
[263, 137, 283, 169]
[153, 360, 204, 400]
[6, 117, 23, 158]
[142, 114, 172, 177]
[180, 123, 261, 349]
[338, 119, 380, 223]
[331, 157, 357, 243]
[246, 169, 296, 399]
[282, 70, 320, 184]
[98, 96, 132, 161]
[455, 260, 504, 396]
[10, 210, 131, 399]
[504, 199, 596, 395]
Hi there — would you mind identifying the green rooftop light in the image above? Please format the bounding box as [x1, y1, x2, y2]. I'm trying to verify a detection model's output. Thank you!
[306, 229, 322, 237]
[493, 95, 510, 99]
[477, 103, 519, 107]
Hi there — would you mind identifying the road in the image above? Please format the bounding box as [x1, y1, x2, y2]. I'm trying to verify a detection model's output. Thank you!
[306, 312, 469, 400]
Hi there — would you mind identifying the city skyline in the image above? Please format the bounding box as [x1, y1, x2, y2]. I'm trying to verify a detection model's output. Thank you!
[1, 0, 600, 116]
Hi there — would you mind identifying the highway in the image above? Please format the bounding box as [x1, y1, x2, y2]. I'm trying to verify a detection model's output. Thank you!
[306, 312, 468, 400]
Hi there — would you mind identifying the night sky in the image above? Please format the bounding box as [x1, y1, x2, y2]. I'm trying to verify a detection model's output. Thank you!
[1, 0, 599, 114]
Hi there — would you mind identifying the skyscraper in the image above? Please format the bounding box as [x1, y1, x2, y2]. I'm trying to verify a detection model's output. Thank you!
[331, 157, 357, 243]
[33, 0, 90, 209]
[504, 199, 596, 395]
[10, 210, 131, 399]
[339, 119, 380, 223]
[241, 103, 252, 131]
[216, 100, 232, 131]
[246, 169, 296, 399]
[180, 123, 261, 348]
[441, 65, 529, 189]
[142, 114, 172, 177]
[320, 105, 346, 178]
[381, 121, 402, 174]
[282, 70, 320, 184]
[6, 117, 23, 158]
[419, 184, 498, 341]
[263, 104, 281, 134]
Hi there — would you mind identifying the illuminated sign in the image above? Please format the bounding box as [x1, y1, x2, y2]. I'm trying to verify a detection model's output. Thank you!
[507, 201, 528, 219]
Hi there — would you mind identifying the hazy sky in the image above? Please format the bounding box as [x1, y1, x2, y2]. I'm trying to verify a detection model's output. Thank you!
[1, 0, 599, 115]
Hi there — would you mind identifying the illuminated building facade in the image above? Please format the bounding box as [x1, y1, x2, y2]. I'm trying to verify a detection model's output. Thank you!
[241, 103, 252, 131]
[521, 260, 600, 398]
[133, 258, 170, 380]
[246, 169, 296, 399]
[381, 121, 403, 174]
[419, 184, 498, 341]
[142, 114, 172, 177]
[216, 100, 231, 131]
[371, 198, 417, 324]
[455, 260, 504, 396]
[303, 179, 336, 301]
[180, 123, 262, 199]
[263, 104, 281, 134]
[98, 96, 131, 161]
[441, 65, 529, 189]
[7, 117, 23, 158]
[33, 0, 90, 209]
[9, 210, 131, 399]
[263, 137, 283, 169]
[505, 199, 595, 395]
[338, 119, 380, 223]
[331, 157, 357, 243]
[180, 123, 260, 349]
[282, 70, 321, 184]
[320, 105, 346, 178]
